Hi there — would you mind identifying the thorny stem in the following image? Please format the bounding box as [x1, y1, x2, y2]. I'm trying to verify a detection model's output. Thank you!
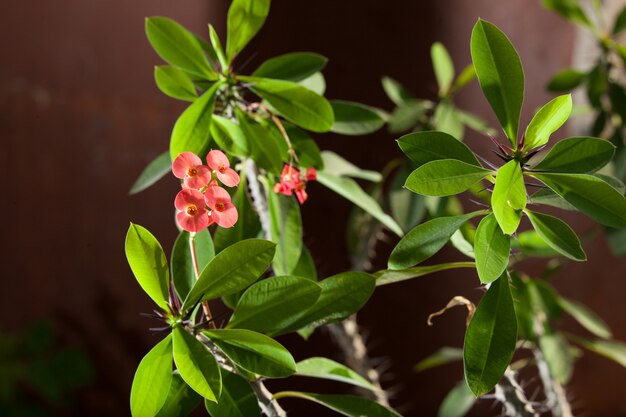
[495, 369, 541, 417]
[534, 347, 573, 417]
[245, 159, 271, 239]
[189, 233, 216, 329]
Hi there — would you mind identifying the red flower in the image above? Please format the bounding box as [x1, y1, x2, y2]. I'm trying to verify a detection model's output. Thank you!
[204, 186, 238, 228]
[172, 152, 212, 190]
[207, 150, 240, 188]
[273, 164, 317, 204]
[175, 189, 212, 232]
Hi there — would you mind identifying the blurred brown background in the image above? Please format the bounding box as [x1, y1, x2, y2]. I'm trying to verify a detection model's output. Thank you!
[2, 0, 626, 416]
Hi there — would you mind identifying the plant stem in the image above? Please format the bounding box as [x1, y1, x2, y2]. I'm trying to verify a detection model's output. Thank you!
[534, 347, 573, 417]
[189, 233, 216, 329]
[495, 369, 540, 417]
[245, 159, 271, 239]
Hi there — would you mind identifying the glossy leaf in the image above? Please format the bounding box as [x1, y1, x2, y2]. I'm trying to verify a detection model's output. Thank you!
[388, 212, 480, 270]
[125, 224, 169, 310]
[204, 329, 296, 377]
[492, 160, 526, 234]
[542, 0, 592, 27]
[415, 347, 463, 372]
[172, 327, 221, 402]
[525, 210, 586, 261]
[253, 52, 327, 82]
[438, 381, 475, 417]
[171, 230, 215, 301]
[182, 239, 275, 311]
[296, 357, 375, 391]
[289, 126, 324, 169]
[381, 76, 413, 105]
[470, 20, 524, 145]
[532, 137, 615, 173]
[405, 159, 491, 197]
[292, 247, 317, 280]
[205, 371, 260, 417]
[268, 191, 302, 276]
[208, 25, 227, 71]
[130, 335, 173, 417]
[273, 392, 401, 417]
[397, 131, 480, 168]
[236, 110, 283, 175]
[299, 72, 326, 95]
[154, 66, 197, 101]
[374, 262, 475, 287]
[211, 115, 249, 157]
[330, 100, 385, 135]
[155, 371, 202, 417]
[226, 0, 271, 61]
[547, 68, 586, 92]
[431, 42, 455, 95]
[129, 151, 171, 195]
[528, 187, 577, 211]
[464, 274, 517, 396]
[558, 297, 611, 339]
[512, 230, 561, 258]
[474, 214, 510, 284]
[524, 94, 572, 150]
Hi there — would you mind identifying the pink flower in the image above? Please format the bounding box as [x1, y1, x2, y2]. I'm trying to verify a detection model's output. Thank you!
[273, 164, 316, 204]
[175, 189, 212, 232]
[207, 150, 240, 188]
[205, 186, 238, 228]
[172, 152, 212, 190]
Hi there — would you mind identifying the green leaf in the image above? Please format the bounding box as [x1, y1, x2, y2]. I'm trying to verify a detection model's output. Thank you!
[397, 131, 481, 168]
[170, 81, 223, 161]
[524, 94, 572, 150]
[172, 327, 221, 402]
[296, 358, 375, 391]
[182, 239, 275, 311]
[433, 100, 464, 140]
[154, 66, 198, 102]
[155, 371, 202, 417]
[528, 187, 577, 211]
[268, 191, 303, 276]
[387, 99, 430, 133]
[226, 0, 271, 62]
[405, 159, 491, 197]
[431, 42, 455, 95]
[171, 230, 215, 301]
[204, 371, 260, 417]
[542, 0, 592, 27]
[575, 338, 626, 367]
[130, 335, 172, 417]
[210, 115, 249, 157]
[317, 171, 402, 236]
[253, 52, 328, 82]
[470, 19, 524, 145]
[532, 173, 626, 228]
[474, 214, 511, 284]
[145, 17, 216, 79]
[228, 276, 322, 334]
[492, 160, 526, 234]
[456, 110, 496, 135]
[381, 76, 413, 105]
[614, 5, 626, 34]
[236, 110, 283, 175]
[525, 210, 586, 261]
[546, 69, 586, 92]
[320, 151, 381, 182]
[558, 297, 611, 338]
[292, 247, 317, 280]
[464, 274, 517, 396]
[512, 230, 561, 258]
[414, 347, 463, 372]
[204, 329, 296, 377]
[389, 164, 427, 232]
[289, 126, 324, 169]
[539, 330, 574, 384]
[374, 262, 476, 287]
[330, 100, 385, 135]
[125, 224, 170, 310]
[388, 212, 481, 270]
[208, 25, 227, 71]
[532, 137, 615, 173]
[453, 64, 477, 92]
[298, 72, 326, 95]
[438, 381, 476, 417]
[129, 151, 171, 195]
[239, 76, 334, 133]
[273, 392, 401, 417]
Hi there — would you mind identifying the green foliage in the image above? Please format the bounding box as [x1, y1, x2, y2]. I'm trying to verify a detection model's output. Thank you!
[129, 151, 172, 195]
[253, 52, 328, 82]
[532, 137, 615, 173]
[525, 210, 586, 261]
[226, 0, 271, 62]
[438, 381, 475, 417]
[330, 100, 385, 135]
[405, 159, 491, 197]
[546, 68, 586, 92]
[130, 335, 172, 417]
[474, 214, 510, 284]
[154, 66, 198, 101]
[273, 392, 401, 417]
[491, 160, 526, 235]
[539, 330, 575, 384]
[155, 371, 201, 417]
[542, 0, 592, 27]
[205, 371, 261, 417]
[524, 94, 572, 150]
[431, 42, 455, 96]
[268, 192, 303, 276]
[414, 347, 463, 372]
[397, 131, 480, 167]
[374, 263, 475, 287]
[296, 357, 375, 390]
[171, 230, 215, 301]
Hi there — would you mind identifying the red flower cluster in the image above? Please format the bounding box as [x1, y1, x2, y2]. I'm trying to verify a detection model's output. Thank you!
[172, 150, 240, 232]
[273, 164, 317, 204]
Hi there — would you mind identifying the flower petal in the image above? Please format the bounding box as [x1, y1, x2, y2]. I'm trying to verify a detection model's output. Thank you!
[175, 189, 205, 211]
[183, 165, 212, 189]
[295, 188, 308, 204]
[216, 167, 240, 187]
[211, 204, 238, 228]
[206, 150, 230, 170]
[172, 152, 203, 178]
[305, 167, 317, 181]
[204, 186, 232, 209]
[176, 208, 209, 232]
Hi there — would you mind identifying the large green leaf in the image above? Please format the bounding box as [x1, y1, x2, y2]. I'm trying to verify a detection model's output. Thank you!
[405, 159, 492, 197]
[525, 210, 586, 261]
[204, 371, 260, 417]
[330, 100, 385, 135]
[470, 20, 524, 145]
[438, 381, 475, 417]
[252, 52, 327, 82]
[464, 274, 517, 396]
[129, 151, 171, 195]
[172, 327, 221, 402]
[431, 42, 455, 96]
[492, 160, 526, 234]
[374, 262, 475, 287]
[145, 17, 216, 79]
[388, 212, 481, 270]
[273, 392, 401, 417]
[226, 0, 271, 62]
[130, 335, 173, 417]
[397, 131, 480, 168]
[532, 173, 626, 228]
[154, 66, 198, 102]
[171, 230, 215, 301]
[268, 190, 302, 276]
[296, 358, 375, 391]
[155, 371, 201, 417]
[182, 239, 276, 311]
[532, 137, 615, 173]
[204, 329, 296, 378]
[558, 297, 611, 339]
[239, 76, 334, 133]
[474, 214, 510, 284]
[125, 224, 170, 310]
[170, 82, 223, 161]
[227, 276, 322, 334]
[211, 115, 250, 158]
[524, 94, 572, 150]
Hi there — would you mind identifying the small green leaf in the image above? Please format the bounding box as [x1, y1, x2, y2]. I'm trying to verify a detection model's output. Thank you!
[387, 99, 430, 133]
[405, 159, 491, 197]
[470, 20, 524, 145]
[330, 100, 385, 135]
[253, 52, 328, 82]
[614, 6, 626, 34]
[492, 160, 526, 234]
[268, 191, 303, 276]
[525, 210, 586, 261]
[154, 66, 198, 101]
[456, 110, 496, 136]
[397, 131, 481, 168]
[546, 69, 586, 92]
[388, 212, 481, 270]
[298, 72, 326, 95]
[381, 76, 413, 105]
[155, 371, 202, 417]
[464, 274, 517, 396]
[524, 94, 572, 150]
[239, 76, 334, 133]
[204, 371, 260, 417]
[273, 392, 401, 417]
[182, 239, 275, 311]
[204, 329, 296, 378]
[452, 64, 477, 92]
[296, 357, 375, 391]
[208, 25, 227, 71]
[558, 297, 612, 338]
[320, 151, 381, 182]
[542, 0, 592, 27]
[170, 82, 223, 161]
[512, 230, 561, 258]
[211, 115, 250, 157]
[539, 330, 574, 384]
[145, 17, 216, 79]
[438, 381, 476, 417]
[130, 335, 173, 417]
[172, 327, 221, 402]
[575, 338, 626, 367]
[532, 137, 615, 173]
[474, 214, 510, 284]
[226, 0, 271, 62]
[171, 230, 215, 301]
[433, 100, 464, 140]
[374, 262, 476, 287]
[125, 224, 169, 310]
[415, 347, 463, 372]
[431, 42, 455, 95]
[129, 151, 171, 195]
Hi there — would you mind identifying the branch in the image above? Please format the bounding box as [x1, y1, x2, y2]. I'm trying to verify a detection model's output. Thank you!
[534, 347, 573, 417]
[244, 159, 271, 239]
[495, 369, 541, 417]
